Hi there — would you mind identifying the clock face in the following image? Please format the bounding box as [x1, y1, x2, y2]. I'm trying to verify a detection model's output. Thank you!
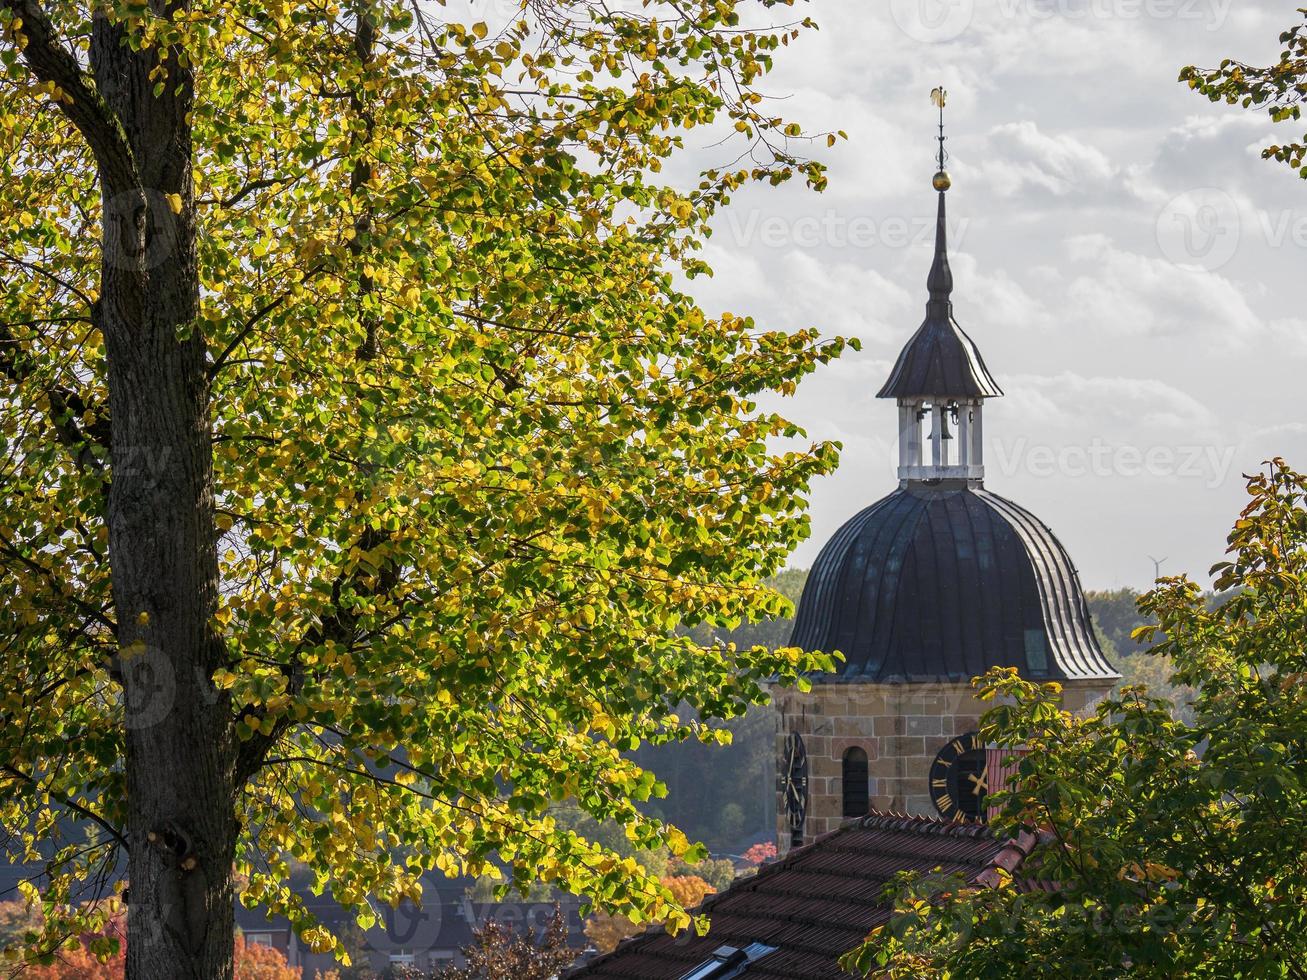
[778, 732, 808, 842]
[928, 731, 989, 821]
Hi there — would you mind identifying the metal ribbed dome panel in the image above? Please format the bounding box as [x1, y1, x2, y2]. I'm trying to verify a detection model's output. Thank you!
[789, 484, 1117, 682]
[876, 316, 1003, 400]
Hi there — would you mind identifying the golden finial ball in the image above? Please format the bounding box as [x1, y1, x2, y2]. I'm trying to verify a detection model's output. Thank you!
[932, 170, 952, 192]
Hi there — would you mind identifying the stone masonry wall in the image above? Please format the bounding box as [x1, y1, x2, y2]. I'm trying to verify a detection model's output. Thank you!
[773, 679, 1111, 854]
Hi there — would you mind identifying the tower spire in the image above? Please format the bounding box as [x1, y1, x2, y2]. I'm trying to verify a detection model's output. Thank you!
[878, 88, 1001, 486]
[927, 86, 952, 314]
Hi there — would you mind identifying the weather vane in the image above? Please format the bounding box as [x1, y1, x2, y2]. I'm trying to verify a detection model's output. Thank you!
[931, 86, 951, 191]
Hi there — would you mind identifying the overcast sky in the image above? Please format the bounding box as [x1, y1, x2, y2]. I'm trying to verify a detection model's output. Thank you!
[678, 0, 1306, 590]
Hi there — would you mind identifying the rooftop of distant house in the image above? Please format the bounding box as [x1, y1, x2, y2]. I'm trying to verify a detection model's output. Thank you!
[565, 812, 1039, 980]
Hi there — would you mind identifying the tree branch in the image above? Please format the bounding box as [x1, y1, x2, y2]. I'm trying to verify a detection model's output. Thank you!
[0, 532, 117, 633]
[3, 0, 139, 194]
[0, 319, 110, 473]
[0, 249, 96, 309]
[1, 764, 129, 851]
[207, 295, 288, 379]
[232, 527, 399, 786]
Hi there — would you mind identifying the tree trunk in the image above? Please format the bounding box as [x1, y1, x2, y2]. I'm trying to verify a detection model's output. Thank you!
[89, 8, 237, 979]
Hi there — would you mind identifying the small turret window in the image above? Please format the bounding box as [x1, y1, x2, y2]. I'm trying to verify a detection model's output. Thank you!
[842, 747, 869, 818]
[1024, 629, 1048, 673]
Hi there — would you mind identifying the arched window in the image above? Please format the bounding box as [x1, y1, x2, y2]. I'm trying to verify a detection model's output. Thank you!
[842, 747, 869, 818]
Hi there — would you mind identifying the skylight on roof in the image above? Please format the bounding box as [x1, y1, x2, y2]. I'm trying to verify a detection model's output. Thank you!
[677, 942, 778, 980]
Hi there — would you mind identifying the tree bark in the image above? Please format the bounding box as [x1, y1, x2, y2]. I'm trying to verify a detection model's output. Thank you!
[2, 0, 240, 974]
[87, 7, 236, 979]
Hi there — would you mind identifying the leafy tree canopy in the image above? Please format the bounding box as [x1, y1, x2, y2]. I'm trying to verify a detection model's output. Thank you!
[0, 0, 847, 973]
[1182, 9, 1307, 177]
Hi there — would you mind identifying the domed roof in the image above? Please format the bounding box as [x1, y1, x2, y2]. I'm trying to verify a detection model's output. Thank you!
[789, 483, 1117, 683]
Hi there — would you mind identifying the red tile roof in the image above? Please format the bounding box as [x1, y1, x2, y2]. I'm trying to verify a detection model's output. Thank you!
[566, 813, 1039, 980]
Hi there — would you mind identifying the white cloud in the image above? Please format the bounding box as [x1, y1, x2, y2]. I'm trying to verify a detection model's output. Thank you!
[998, 371, 1218, 431]
[1267, 318, 1307, 354]
[947, 252, 1049, 332]
[1062, 234, 1259, 342]
[769, 250, 914, 346]
[978, 121, 1118, 197]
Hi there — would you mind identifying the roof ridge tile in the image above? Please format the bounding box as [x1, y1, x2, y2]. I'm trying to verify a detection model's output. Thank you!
[857, 809, 994, 839]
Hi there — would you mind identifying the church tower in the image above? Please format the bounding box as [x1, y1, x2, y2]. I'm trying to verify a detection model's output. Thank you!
[776, 91, 1118, 852]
